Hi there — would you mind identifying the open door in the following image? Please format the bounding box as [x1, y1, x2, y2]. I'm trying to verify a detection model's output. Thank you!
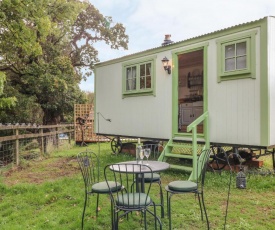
[178, 49, 204, 133]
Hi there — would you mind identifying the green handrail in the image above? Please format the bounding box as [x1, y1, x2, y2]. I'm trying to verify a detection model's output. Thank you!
[187, 111, 209, 180]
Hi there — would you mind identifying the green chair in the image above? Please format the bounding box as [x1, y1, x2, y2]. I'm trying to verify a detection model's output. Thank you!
[165, 149, 211, 230]
[104, 163, 162, 230]
[77, 150, 122, 229]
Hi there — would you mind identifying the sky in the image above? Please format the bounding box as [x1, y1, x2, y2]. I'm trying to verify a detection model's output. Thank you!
[79, 0, 275, 91]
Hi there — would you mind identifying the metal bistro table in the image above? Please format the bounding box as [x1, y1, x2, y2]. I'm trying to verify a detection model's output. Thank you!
[110, 160, 170, 192]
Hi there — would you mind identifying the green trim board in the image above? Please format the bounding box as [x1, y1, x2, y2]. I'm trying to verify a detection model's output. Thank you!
[216, 30, 257, 82]
[171, 43, 209, 138]
[260, 18, 268, 146]
[122, 56, 157, 98]
[171, 51, 178, 138]
[203, 44, 208, 136]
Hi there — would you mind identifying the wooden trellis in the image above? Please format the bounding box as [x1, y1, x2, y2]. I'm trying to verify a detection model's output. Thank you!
[74, 104, 102, 144]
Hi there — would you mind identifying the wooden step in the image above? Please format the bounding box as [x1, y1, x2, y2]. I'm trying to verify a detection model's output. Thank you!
[164, 153, 194, 159]
[171, 143, 193, 147]
[167, 143, 193, 149]
[173, 136, 206, 143]
[168, 142, 204, 149]
[169, 164, 193, 172]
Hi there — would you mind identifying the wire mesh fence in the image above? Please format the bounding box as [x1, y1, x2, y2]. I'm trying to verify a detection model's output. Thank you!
[0, 140, 14, 167]
[0, 124, 74, 168]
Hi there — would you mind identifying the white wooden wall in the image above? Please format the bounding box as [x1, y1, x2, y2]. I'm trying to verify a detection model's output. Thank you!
[95, 52, 172, 140]
[207, 29, 261, 146]
[96, 24, 270, 147]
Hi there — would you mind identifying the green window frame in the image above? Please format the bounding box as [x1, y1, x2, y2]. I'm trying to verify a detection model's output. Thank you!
[122, 57, 156, 97]
[217, 31, 257, 82]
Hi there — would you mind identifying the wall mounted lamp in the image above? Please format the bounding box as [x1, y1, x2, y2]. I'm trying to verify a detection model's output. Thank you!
[161, 56, 171, 74]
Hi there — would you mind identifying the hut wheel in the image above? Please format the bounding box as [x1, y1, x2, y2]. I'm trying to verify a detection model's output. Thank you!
[111, 137, 122, 154]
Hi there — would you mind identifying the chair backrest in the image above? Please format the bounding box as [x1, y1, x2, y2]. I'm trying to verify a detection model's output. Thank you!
[141, 142, 163, 159]
[77, 150, 100, 191]
[104, 163, 154, 210]
[196, 149, 211, 186]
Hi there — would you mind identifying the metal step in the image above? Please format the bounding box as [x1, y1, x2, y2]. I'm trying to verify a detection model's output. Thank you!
[169, 164, 193, 172]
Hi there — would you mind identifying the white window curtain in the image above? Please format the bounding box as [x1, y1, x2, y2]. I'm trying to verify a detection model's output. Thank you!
[127, 67, 136, 90]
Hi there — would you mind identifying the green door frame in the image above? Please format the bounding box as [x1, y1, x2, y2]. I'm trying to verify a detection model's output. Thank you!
[171, 43, 209, 139]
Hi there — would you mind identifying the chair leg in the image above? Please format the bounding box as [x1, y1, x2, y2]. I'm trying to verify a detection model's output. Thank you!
[166, 191, 168, 214]
[153, 203, 163, 230]
[115, 211, 119, 230]
[146, 204, 162, 230]
[153, 204, 157, 229]
[144, 208, 147, 230]
[110, 199, 114, 230]
[197, 193, 204, 221]
[201, 192, 210, 230]
[158, 181, 164, 218]
[149, 180, 164, 218]
[167, 192, 173, 230]
[96, 193, 99, 216]
[82, 192, 88, 230]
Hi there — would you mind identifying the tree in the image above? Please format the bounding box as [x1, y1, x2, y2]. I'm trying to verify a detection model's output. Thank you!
[0, 0, 128, 124]
[0, 71, 17, 109]
[84, 91, 94, 104]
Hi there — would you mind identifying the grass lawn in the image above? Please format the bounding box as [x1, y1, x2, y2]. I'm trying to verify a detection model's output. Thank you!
[0, 142, 275, 229]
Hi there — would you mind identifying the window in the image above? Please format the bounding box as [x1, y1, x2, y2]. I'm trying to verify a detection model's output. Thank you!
[225, 41, 247, 71]
[123, 57, 155, 97]
[217, 31, 256, 82]
[140, 63, 152, 89]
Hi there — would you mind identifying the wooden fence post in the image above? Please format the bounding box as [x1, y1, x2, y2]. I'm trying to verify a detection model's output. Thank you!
[56, 127, 59, 148]
[69, 129, 72, 144]
[40, 128, 44, 154]
[15, 128, 19, 166]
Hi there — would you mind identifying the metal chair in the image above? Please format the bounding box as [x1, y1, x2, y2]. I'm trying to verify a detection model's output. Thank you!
[104, 163, 162, 230]
[77, 150, 122, 229]
[141, 143, 165, 218]
[165, 149, 211, 230]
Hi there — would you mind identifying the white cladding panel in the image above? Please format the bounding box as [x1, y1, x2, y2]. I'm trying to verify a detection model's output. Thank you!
[207, 29, 261, 146]
[95, 53, 172, 139]
[268, 17, 275, 146]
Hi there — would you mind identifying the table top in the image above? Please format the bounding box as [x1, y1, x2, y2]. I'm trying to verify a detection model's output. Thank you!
[110, 160, 169, 173]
